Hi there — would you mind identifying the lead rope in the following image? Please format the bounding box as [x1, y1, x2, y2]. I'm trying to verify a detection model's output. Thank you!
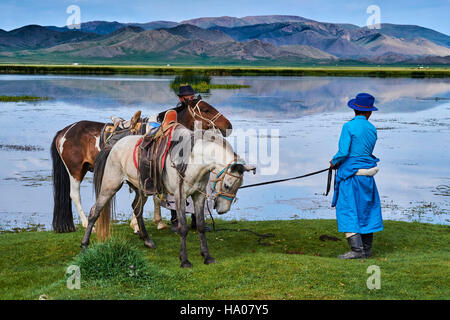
[239, 167, 331, 192]
[206, 199, 216, 232]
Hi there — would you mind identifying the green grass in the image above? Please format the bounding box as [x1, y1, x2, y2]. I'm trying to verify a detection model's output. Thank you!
[205, 83, 251, 89]
[169, 71, 251, 93]
[0, 95, 50, 102]
[74, 238, 151, 281]
[0, 64, 449, 78]
[172, 81, 250, 92]
[0, 219, 448, 300]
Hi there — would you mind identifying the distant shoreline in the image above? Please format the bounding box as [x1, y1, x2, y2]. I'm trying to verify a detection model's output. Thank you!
[0, 64, 449, 77]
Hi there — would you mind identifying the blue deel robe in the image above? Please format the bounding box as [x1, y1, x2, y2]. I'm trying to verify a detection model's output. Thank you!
[331, 115, 383, 234]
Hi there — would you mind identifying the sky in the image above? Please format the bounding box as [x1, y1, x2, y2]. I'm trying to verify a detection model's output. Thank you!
[1, 0, 449, 35]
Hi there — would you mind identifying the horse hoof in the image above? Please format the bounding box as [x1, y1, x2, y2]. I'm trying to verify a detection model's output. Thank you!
[181, 260, 192, 268]
[144, 239, 156, 249]
[204, 257, 216, 265]
[157, 222, 167, 230]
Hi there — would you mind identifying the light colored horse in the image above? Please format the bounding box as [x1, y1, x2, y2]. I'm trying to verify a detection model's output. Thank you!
[81, 125, 255, 268]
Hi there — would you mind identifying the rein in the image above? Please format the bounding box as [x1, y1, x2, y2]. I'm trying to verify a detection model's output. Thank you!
[239, 167, 335, 196]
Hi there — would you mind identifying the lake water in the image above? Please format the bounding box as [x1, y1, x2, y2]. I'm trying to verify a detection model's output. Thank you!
[0, 74, 449, 231]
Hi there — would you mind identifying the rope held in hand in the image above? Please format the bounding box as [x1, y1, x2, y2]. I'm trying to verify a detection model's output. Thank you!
[239, 167, 332, 192]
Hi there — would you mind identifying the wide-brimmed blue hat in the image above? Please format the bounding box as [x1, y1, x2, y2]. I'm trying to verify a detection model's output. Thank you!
[178, 85, 195, 96]
[347, 93, 378, 111]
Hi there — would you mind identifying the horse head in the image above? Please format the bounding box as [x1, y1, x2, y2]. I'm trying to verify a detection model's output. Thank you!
[211, 157, 256, 214]
[184, 97, 233, 137]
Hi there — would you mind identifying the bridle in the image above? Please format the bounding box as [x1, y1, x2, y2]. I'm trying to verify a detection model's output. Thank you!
[169, 157, 243, 203]
[211, 159, 244, 202]
[187, 99, 223, 131]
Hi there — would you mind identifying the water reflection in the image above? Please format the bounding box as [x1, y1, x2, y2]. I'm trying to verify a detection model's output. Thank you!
[1, 75, 450, 117]
[0, 74, 449, 230]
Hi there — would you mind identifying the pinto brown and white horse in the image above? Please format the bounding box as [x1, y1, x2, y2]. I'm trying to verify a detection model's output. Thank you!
[51, 98, 232, 233]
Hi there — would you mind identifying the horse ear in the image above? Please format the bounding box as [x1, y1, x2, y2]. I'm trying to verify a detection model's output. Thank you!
[231, 163, 256, 175]
[197, 94, 202, 100]
[243, 165, 256, 174]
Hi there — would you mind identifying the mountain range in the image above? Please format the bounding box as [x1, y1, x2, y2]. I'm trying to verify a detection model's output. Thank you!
[0, 15, 449, 65]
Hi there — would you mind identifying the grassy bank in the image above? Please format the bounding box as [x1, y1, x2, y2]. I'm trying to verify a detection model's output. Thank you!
[0, 95, 50, 102]
[0, 219, 448, 300]
[0, 64, 449, 77]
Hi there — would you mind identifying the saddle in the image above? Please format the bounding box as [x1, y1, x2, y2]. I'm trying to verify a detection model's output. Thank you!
[100, 110, 149, 148]
[137, 110, 179, 196]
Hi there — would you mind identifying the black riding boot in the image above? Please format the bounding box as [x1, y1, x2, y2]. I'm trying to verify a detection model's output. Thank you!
[338, 233, 365, 259]
[170, 210, 178, 233]
[361, 233, 373, 258]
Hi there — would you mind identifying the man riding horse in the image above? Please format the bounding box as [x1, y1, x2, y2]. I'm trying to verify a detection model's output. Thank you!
[161, 84, 214, 232]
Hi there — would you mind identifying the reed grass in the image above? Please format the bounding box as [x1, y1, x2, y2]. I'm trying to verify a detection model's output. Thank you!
[0, 95, 50, 102]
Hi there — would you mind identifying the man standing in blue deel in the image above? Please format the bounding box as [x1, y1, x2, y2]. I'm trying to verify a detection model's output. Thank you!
[330, 93, 383, 259]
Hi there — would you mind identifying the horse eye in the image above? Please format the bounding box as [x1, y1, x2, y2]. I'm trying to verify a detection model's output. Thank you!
[224, 183, 231, 190]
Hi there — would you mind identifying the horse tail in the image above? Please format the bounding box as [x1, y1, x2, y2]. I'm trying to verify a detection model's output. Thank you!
[51, 131, 76, 233]
[93, 146, 115, 241]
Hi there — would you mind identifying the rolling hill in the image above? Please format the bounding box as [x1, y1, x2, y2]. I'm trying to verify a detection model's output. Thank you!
[0, 15, 448, 65]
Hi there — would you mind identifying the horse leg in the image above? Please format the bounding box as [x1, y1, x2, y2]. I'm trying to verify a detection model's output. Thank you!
[175, 187, 191, 268]
[68, 174, 89, 229]
[81, 157, 123, 249]
[130, 216, 139, 234]
[130, 191, 140, 234]
[81, 190, 115, 250]
[193, 193, 215, 265]
[170, 210, 178, 233]
[153, 195, 167, 230]
[130, 193, 168, 233]
[134, 193, 156, 249]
